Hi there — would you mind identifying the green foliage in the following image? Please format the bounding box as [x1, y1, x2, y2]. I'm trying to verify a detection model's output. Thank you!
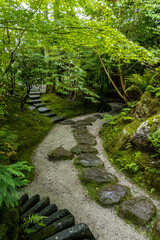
[0, 162, 31, 207]
[149, 130, 160, 155]
[22, 213, 47, 234]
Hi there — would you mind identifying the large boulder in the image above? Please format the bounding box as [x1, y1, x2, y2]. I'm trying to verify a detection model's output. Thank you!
[118, 196, 156, 226]
[97, 184, 130, 206]
[83, 167, 118, 183]
[48, 147, 73, 162]
[133, 92, 160, 119]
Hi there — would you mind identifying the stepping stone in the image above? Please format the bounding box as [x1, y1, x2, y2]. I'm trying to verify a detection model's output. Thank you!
[50, 116, 65, 124]
[94, 114, 103, 119]
[75, 134, 97, 146]
[83, 167, 118, 183]
[48, 146, 73, 162]
[22, 197, 50, 218]
[38, 107, 50, 113]
[34, 103, 45, 108]
[46, 223, 95, 240]
[75, 117, 96, 126]
[71, 144, 98, 154]
[60, 120, 75, 125]
[28, 106, 36, 110]
[29, 99, 41, 104]
[42, 112, 56, 117]
[29, 91, 41, 95]
[29, 214, 75, 240]
[76, 153, 104, 167]
[118, 196, 156, 225]
[98, 184, 130, 206]
[29, 94, 41, 99]
[21, 194, 40, 214]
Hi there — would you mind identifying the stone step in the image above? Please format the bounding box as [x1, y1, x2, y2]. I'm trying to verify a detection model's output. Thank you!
[21, 194, 40, 214]
[50, 116, 65, 124]
[28, 106, 36, 110]
[45, 223, 95, 240]
[19, 194, 29, 206]
[38, 107, 50, 113]
[28, 99, 41, 104]
[42, 112, 56, 117]
[34, 103, 45, 108]
[29, 91, 41, 95]
[29, 95, 41, 99]
[22, 197, 50, 219]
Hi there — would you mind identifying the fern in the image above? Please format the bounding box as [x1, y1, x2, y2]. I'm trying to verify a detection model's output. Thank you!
[22, 213, 47, 234]
[0, 162, 32, 207]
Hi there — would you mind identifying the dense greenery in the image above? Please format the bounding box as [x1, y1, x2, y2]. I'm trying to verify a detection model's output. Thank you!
[0, 1, 160, 237]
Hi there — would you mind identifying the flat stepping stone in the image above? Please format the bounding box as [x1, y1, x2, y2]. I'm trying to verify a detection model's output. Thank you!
[50, 116, 65, 124]
[48, 146, 73, 162]
[60, 120, 75, 125]
[94, 114, 103, 119]
[42, 112, 56, 117]
[71, 144, 98, 154]
[46, 223, 95, 240]
[118, 196, 156, 225]
[29, 94, 41, 99]
[28, 106, 36, 110]
[83, 167, 118, 183]
[76, 153, 104, 167]
[29, 99, 41, 104]
[75, 117, 96, 126]
[38, 107, 50, 113]
[29, 91, 41, 95]
[76, 136, 96, 146]
[98, 184, 130, 206]
[34, 103, 45, 108]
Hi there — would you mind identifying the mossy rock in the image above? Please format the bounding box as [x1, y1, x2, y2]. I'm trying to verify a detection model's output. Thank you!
[126, 85, 142, 101]
[133, 92, 160, 119]
[0, 207, 21, 240]
[48, 147, 73, 162]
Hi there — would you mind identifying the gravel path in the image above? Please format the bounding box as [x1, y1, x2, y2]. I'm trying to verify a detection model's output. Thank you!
[24, 104, 156, 240]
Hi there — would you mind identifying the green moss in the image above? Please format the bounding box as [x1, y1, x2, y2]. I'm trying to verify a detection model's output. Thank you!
[41, 93, 106, 118]
[0, 207, 21, 240]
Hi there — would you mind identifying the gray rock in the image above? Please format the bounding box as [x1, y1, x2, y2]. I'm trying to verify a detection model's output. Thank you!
[83, 167, 118, 183]
[75, 117, 96, 126]
[60, 120, 75, 125]
[98, 184, 130, 205]
[29, 99, 41, 104]
[21, 194, 40, 214]
[34, 103, 45, 108]
[48, 146, 73, 162]
[73, 131, 97, 146]
[51, 116, 65, 124]
[76, 153, 104, 167]
[29, 95, 40, 99]
[28, 106, 36, 110]
[71, 144, 98, 154]
[42, 112, 56, 117]
[38, 107, 50, 113]
[94, 114, 103, 119]
[118, 196, 156, 225]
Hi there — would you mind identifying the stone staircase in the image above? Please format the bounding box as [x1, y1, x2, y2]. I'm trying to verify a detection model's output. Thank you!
[20, 194, 95, 240]
[28, 87, 64, 124]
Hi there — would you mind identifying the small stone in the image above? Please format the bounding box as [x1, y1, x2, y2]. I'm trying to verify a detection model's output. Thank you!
[76, 153, 104, 167]
[60, 120, 75, 125]
[71, 144, 98, 154]
[28, 106, 36, 110]
[94, 114, 103, 119]
[29, 95, 40, 99]
[83, 167, 118, 183]
[38, 107, 50, 113]
[48, 146, 73, 162]
[51, 116, 65, 124]
[98, 184, 130, 205]
[118, 196, 156, 225]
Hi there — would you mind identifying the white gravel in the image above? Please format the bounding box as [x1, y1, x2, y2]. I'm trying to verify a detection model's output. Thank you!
[23, 107, 157, 240]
